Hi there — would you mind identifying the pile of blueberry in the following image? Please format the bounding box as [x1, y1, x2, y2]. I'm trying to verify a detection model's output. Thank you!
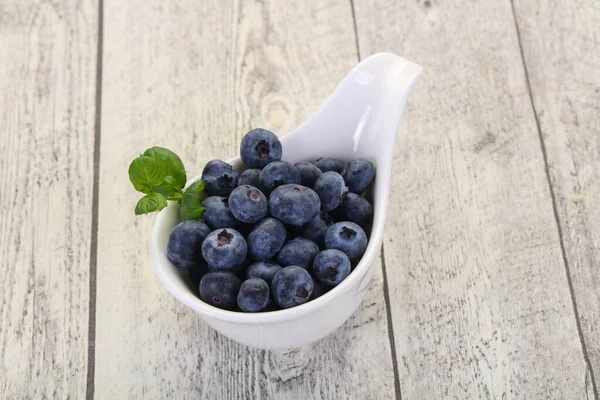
[167, 128, 375, 312]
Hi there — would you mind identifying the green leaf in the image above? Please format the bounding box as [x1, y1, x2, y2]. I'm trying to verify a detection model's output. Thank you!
[143, 147, 187, 189]
[135, 192, 168, 215]
[128, 156, 166, 194]
[154, 176, 183, 198]
[162, 176, 178, 186]
[179, 181, 207, 221]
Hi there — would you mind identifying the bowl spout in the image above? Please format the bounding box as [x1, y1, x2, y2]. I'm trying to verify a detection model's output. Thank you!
[282, 52, 423, 164]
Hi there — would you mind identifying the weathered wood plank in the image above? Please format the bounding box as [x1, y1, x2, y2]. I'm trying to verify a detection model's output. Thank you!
[0, 0, 97, 398]
[95, 1, 395, 398]
[513, 0, 600, 395]
[353, 0, 591, 397]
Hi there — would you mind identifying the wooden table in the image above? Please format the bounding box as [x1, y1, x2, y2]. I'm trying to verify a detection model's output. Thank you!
[1, 1, 599, 399]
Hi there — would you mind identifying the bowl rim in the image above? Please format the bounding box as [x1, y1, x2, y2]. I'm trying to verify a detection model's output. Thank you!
[151, 155, 386, 324]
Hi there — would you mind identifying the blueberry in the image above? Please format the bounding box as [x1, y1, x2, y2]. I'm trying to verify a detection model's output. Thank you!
[342, 158, 375, 194]
[314, 157, 345, 173]
[314, 171, 348, 211]
[228, 185, 268, 224]
[284, 224, 297, 241]
[236, 222, 256, 237]
[234, 258, 252, 273]
[327, 206, 346, 223]
[325, 222, 368, 262]
[202, 196, 241, 230]
[210, 257, 251, 277]
[312, 249, 351, 286]
[246, 261, 282, 284]
[342, 193, 373, 226]
[240, 128, 283, 168]
[269, 184, 321, 226]
[271, 266, 314, 309]
[296, 211, 333, 248]
[237, 278, 270, 312]
[263, 302, 282, 312]
[259, 161, 301, 195]
[167, 220, 211, 267]
[309, 280, 330, 300]
[199, 271, 241, 310]
[238, 168, 261, 187]
[201, 229, 247, 270]
[188, 263, 209, 291]
[201, 160, 239, 197]
[247, 217, 286, 261]
[275, 238, 319, 269]
[294, 162, 323, 188]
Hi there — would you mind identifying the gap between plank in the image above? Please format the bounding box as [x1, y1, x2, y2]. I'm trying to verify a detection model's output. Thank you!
[509, 1, 599, 398]
[381, 245, 403, 400]
[349, 0, 362, 60]
[87, 0, 104, 399]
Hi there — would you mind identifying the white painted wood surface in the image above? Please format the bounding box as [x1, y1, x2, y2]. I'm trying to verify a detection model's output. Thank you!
[513, 0, 600, 395]
[354, 0, 596, 397]
[0, 0, 97, 398]
[95, 1, 396, 399]
[1, 0, 600, 398]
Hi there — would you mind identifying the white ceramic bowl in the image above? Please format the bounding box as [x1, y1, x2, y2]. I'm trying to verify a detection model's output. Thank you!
[151, 53, 422, 349]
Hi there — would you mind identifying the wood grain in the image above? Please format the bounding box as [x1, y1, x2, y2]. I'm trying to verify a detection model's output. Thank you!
[95, 1, 395, 398]
[353, 0, 592, 397]
[513, 0, 600, 395]
[0, 0, 97, 398]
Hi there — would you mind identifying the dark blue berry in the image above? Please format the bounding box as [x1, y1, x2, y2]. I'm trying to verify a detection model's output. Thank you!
[210, 257, 251, 278]
[188, 263, 210, 291]
[325, 222, 368, 262]
[238, 168, 261, 187]
[201, 196, 241, 230]
[246, 261, 282, 284]
[246, 217, 286, 261]
[236, 222, 256, 237]
[327, 205, 346, 223]
[234, 258, 252, 274]
[342, 158, 375, 194]
[309, 280, 330, 300]
[275, 238, 319, 269]
[271, 266, 314, 309]
[312, 249, 351, 286]
[201, 160, 238, 197]
[263, 302, 282, 312]
[314, 158, 346, 173]
[295, 211, 333, 248]
[258, 161, 301, 195]
[228, 185, 268, 224]
[237, 278, 270, 312]
[240, 128, 283, 169]
[199, 271, 241, 310]
[167, 220, 211, 267]
[342, 193, 373, 226]
[294, 162, 323, 188]
[314, 171, 348, 211]
[269, 184, 320, 226]
[201, 228, 247, 270]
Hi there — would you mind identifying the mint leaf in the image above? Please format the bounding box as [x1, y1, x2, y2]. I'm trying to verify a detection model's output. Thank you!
[143, 147, 186, 190]
[135, 192, 168, 215]
[162, 176, 178, 186]
[180, 181, 207, 221]
[129, 146, 190, 217]
[155, 176, 183, 199]
[128, 156, 166, 194]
